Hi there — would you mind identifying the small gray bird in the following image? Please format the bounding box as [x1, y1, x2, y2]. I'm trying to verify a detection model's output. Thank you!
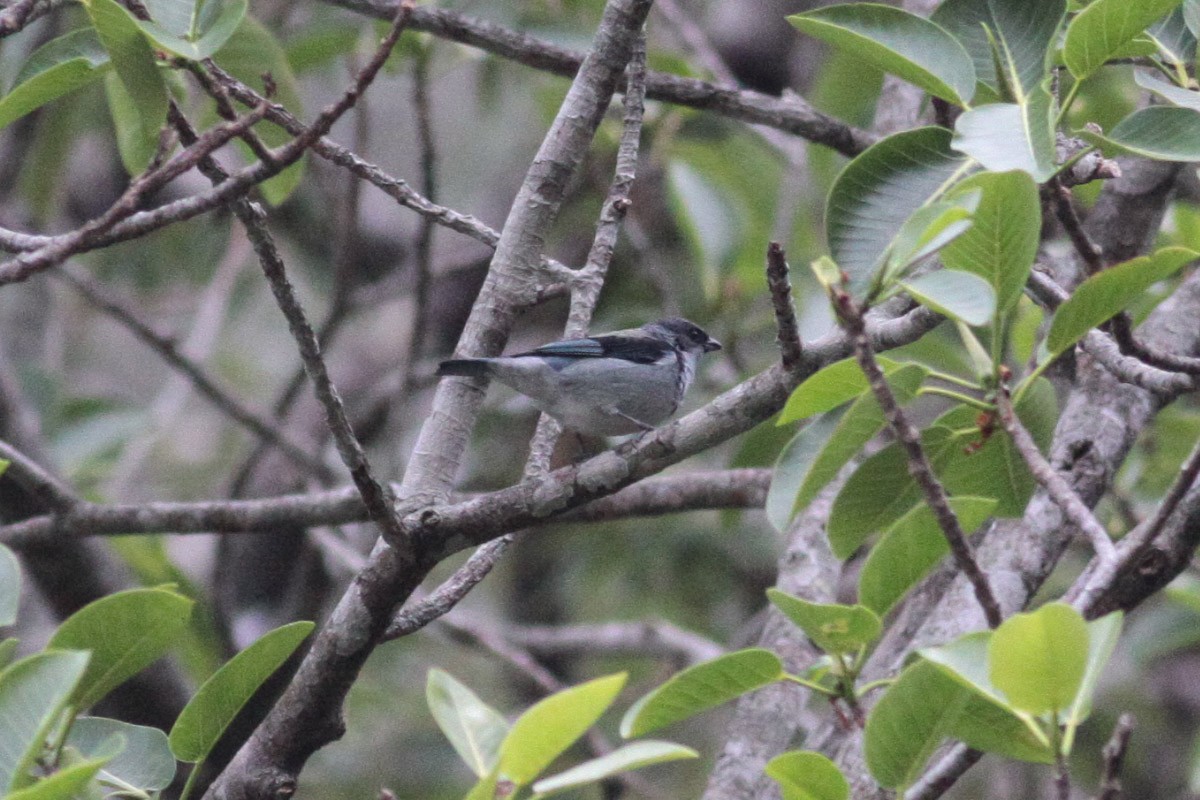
[437, 317, 722, 435]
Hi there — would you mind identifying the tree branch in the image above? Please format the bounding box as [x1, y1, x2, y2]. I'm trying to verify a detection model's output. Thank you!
[995, 388, 1116, 565]
[321, 0, 875, 157]
[834, 290, 1002, 628]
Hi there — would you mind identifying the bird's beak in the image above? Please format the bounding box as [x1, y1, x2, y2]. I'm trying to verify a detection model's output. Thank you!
[704, 339, 722, 353]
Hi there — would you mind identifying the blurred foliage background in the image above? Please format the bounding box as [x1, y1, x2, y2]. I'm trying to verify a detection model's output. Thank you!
[4, 0, 1200, 796]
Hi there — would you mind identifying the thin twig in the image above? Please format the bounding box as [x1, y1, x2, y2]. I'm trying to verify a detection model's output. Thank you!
[1096, 714, 1135, 800]
[403, 46, 438, 397]
[833, 289, 1003, 628]
[54, 265, 333, 481]
[1052, 179, 1104, 275]
[766, 242, 802, 373]
[0, 439, 78, 512]
[1110, 312, 1200, 375]
[0, 102, 270, 286]
[905, 745, 983, 800]
[202, 65, 575, 283]
[996, 388, 1117, 565]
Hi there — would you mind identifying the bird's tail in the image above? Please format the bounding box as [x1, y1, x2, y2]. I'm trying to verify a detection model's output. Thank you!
[437, 358, 491, 378]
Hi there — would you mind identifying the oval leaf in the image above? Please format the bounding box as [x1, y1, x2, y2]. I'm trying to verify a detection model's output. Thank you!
[901, 269, 997, 327]
[83, 0, 169, 171]
[827, 127, 972, 296]
[427, 669, 509, 778]
[1083, 106, 1200, 161]
[858, 496, 998, 616]
[932, 0, 1066, 94]
[498, 673, 626, 787]
[169, 620, 314, 762]
[765, 750, 849, 800]
[940, 171, 1041, 313]
[1047, 247, 1198, 355]
[767, 591, 881, 655]
[1064, 0, 1184, 79]
[788, 364, 928, 519]
[67, 716, 176, 791]
[0, 29, 111, 131]
[531, 741, 697, 797]
[789, 4, 975, 105]
[0, 650, 91, 792]
[865, 660, 969, 789]
[989, 602, 1089, 715]
[1134, 70, 1200, 112]
[779, 356, 899, 424]
[620, 649, 783, 738]
[48, 587, 193, 710]
[951, 81, 1057, 181]
[767, 410, 845, 532]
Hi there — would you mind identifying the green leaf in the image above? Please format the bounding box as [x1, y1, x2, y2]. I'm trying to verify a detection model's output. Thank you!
[767, 410, 845, 532]
[858, 496, 998, 616]
[931, 0, 1066, 94]
[829, 379, 1057, 557]
[940, 171, 1041, 313]
[901, 269, 997, 327]
[865, 660, 968, 789]
[67, 716, 176, 791]
[169, 620, 314, 762]
[1149, 8, 1198, 68]
[211, 15, 305, 204]
[4, 754, 111, 800]
[1064, 0, 1184, 79]
[136, 0, 248, 60]
[531, 741, 697, 798]
[427, 669, 509, 778]
[1063, 611, 1123, 736]
[0, 640, 18, 670]
[951, 81, 1057, 181]
[48, 587, 193, 710]
[827, 127, 972, 296]
[498, 673, 626, 787]
[0, 544, 19, 627]
[828, 425, 958, 559]
[884, 192, 980, 279]
[0, 29, 112, 131]
[938, 377, 1058, 514]
[464, 769, 498, 800]
[925, 634, 1058, 761]
[775, 363, 928, 528]
[1187, 0, 1200, 37]
[1046, 247, 1198, 355]
[778, 356, 899, 423]
[989, 602, 1089, 716]
[620, 649, 783, 738]
[83, 0, 169, 171]
[765, 751, 849, 800]
[0, 650, 91, 792]
[1135, 70, 1200, 111]
[1082, 105, 1200, 161]
[788, 4, 975, 105]
[767, 591, 882, 655]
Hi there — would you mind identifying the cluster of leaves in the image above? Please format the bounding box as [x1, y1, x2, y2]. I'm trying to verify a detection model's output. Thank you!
[0, 0, 303, 202]
[425, 670, 697, 799]
[0, 525, 313, 800]
[464, 0, 1200, 795]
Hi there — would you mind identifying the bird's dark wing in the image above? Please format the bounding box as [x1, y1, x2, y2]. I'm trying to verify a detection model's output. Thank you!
[516, 334, 671, 364]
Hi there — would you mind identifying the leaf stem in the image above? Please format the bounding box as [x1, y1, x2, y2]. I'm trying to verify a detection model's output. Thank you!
[781, 673, 838, 696]
[918, 386, 995, 411]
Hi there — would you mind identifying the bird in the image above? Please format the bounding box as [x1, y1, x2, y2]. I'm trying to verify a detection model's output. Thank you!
[437, 317, 722, 435]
